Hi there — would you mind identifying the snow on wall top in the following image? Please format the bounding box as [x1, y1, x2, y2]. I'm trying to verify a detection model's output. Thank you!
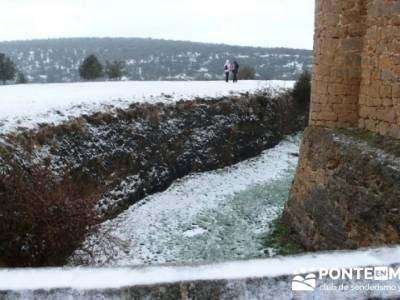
[0, 246, 399, 291]
[0, 80, 294, 135]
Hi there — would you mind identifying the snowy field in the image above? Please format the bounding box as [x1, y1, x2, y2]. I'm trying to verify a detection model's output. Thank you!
[0, 80, 294, 134]
[72, 134, 301, 266]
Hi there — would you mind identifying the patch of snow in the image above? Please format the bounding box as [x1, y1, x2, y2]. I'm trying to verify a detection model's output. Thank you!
[197, 67, 208, 72]
[183, 226, 209, 238]
[284, 61, 304, 71]
[0, 80, 294, 135]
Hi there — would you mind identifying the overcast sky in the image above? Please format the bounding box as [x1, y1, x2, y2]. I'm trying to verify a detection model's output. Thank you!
[1, 0, 315, 49]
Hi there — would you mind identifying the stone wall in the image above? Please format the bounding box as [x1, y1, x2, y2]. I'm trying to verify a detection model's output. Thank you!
[358, 0, 400, 137]
[1, 247, 400, 300]
[283, 127, 400, 251]
[284, 0, 400, 252]
[310, 0, 400, 138]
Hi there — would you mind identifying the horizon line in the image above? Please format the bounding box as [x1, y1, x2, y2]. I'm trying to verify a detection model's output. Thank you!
[0, 36, 313, 51]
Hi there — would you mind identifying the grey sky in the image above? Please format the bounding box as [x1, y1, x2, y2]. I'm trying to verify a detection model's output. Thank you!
[1, 0, 315, 49]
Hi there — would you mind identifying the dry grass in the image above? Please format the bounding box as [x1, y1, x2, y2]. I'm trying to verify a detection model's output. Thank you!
[0, 162, 98, 267]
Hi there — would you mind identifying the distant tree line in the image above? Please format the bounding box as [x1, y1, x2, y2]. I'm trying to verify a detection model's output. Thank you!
[0, 38, 313, 84]
[0, 38, 313, 83]
[79, 54, 258, 82]
[0, 52, 284, 84]
[2, 51, 256, 83]
[0, 52, 129, 84]
[79, 54, 127, 81]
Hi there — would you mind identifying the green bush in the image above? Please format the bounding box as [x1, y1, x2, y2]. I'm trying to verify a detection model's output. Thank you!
[105, 60, 127, 80]
[262, 219, 303, 256]
[79, 54, 103, 80]
[0, 53, 16, 85]
[238, 65, 256, 80]
[16, 72, 27, 84]
[292, 70, 311, 106]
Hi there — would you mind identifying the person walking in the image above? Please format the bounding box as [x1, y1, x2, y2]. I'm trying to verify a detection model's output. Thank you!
[232, 61, 239, 83]
[224, 60, 230, 82]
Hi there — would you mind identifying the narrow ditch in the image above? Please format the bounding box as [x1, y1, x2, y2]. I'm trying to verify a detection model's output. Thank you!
[71, 134, 302, 266]
[0, 90, 307, 267]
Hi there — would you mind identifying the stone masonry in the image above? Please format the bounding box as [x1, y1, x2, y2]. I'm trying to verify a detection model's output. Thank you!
[283, 127, 400, 251]
[310, 0, 400, 138]
[284, 0, 400, 251]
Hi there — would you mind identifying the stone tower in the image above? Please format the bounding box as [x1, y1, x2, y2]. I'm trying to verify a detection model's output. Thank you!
[283, 0, 400, 251]
[310, 0, 400, 138]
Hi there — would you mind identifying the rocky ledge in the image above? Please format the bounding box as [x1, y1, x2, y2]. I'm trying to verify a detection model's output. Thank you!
[283, 127, 400, 251]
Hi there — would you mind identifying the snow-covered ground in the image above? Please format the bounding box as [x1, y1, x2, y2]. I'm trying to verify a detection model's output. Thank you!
[72, 134, 301, 266]
[0, 80, 294, 134]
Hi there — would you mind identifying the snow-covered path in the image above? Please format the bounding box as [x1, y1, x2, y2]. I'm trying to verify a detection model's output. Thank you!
[72, 134, 301, 266]
[0, 80, 294, 134]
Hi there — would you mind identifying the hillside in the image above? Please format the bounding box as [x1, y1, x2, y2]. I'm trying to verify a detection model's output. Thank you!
[0, 38, 312, 83]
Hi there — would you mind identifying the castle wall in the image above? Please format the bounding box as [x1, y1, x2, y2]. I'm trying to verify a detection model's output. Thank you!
[358, 0, 400, 136]
[310, 0, 400, 138]
[285, 0, 400, 252]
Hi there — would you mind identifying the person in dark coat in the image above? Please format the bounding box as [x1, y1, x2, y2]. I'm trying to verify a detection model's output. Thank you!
[231, 61, 239, 83]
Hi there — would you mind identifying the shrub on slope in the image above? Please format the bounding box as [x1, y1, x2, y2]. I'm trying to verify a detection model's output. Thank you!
[0, 162, 97, 267]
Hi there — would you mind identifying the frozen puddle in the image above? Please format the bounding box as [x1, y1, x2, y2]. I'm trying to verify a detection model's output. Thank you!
[72, 134, 302, 266]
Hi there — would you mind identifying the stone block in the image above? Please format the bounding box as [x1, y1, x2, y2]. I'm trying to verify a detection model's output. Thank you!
[338, 112, 357, 123]
[393, 84, 400, 98]
[379, 84, 392, 98]
[383, 98, 393, 107]
[365, 119, 377, 131]
[342, 37, 363, 51]
[359, 106, 375, 118]
[377, 121, 390, 135]
[358, 118, 365, 129]
[318, 111, 338, 121]
[388, 125, 400, 139]
[333, 103, 358, 113]
[376, 108, 397, 123]
[328, 84, 347, 96]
